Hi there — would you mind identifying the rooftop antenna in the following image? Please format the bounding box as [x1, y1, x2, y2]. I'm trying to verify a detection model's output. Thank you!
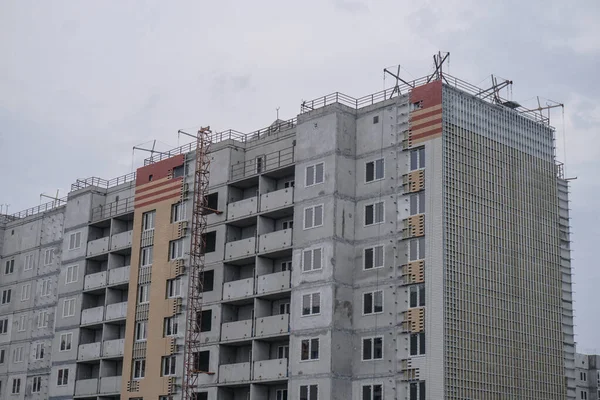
[383, 65, 414, 99]
[427, 51, 450, 83]
[133, 140, 171, 157]
[276, 107, 280, 120]
[40, 190, 63, 207]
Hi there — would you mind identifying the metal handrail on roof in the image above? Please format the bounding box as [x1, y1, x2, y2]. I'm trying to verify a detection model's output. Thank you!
[70, 172, 136, 192]
[0, 197, 68, 224]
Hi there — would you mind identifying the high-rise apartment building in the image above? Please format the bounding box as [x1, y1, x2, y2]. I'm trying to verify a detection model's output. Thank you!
[575, 353, 600, 400]
[0, 65, 575, 400]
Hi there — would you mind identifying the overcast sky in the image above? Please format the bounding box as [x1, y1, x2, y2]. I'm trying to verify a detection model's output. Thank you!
[1, 1, 598, 351]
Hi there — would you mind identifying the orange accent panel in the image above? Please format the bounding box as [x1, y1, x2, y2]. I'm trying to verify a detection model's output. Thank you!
[411, 113, 443, 128]
[135, 191, 182, 209]
[411, 103, 442, 117]
[135, 181, 182, 202]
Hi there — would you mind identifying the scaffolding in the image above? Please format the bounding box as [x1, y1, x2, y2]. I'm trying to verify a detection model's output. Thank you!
[182, 126, 212, 400]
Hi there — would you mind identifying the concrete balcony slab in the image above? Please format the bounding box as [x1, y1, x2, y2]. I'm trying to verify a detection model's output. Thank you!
[102, 338, 125, 358]
[227, 197, 258, 220]
[223, 278, 254, 301]
[256, 271, 290, 295]
[81, 306, 104, 325]
[221, 319, 253, 341]
[87, 237, 110, 257]
[111, 230, 132, 251]
[78, 342, 101, 361]
[84, 271, 107, 290]
[225, 237, 256, 260]
[255, 314, 289, 337]
[258, 229, 292, 254]
[218, 362, 251, 383]
[253, 358, 288, 381]
[75, 378, 99, 396]
[99, 376, 121, 394]
[108, 266, 130, 286]
[260, 188, 293, 212]
[105, 302, 127, 321]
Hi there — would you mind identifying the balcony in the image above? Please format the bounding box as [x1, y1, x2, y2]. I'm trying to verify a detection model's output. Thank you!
[221, 320, 253, 342]
[256, 271, 290, 295]
[258, 229, 292, 254]
[253, 358, 288, 381]
[227, 197, 258, 220]
[111, 230, 132, 251]
[78, 342, 101, 360]
[255, 314, 289, 337]
[75, 378, 99, 396]
[84, 271, 107, 290]
[105, 302, 127, 321]
[225, 237, 256, 260]
[218, 362, 251, 383]
[108, 266, 130, 285]
[102, 338, 125, 358]
[87, 237, 110, 257]
[81, 306, 105, 325]
[223, 278, 254, 301]
[260, 188, 293, 212]
[99, 376, 121, 394]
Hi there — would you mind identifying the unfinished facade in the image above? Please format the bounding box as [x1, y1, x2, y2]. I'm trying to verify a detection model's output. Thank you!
[0, 66, 575, 400]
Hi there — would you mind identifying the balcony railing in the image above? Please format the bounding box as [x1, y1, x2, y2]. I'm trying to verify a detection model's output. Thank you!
[218, 362, 251, 383]
[108, 266, 130, 285]
[99, 376, 121, 394]
[102, 338, 125, 358]
[223, 278, 254, 300]
[71, 172, 136, 192]
[221, 320, 253, 341]
[75, 378, 99, 396]
[81, 306, 105, 325]
[256, 271, 291, 295]
[84, 271, 107, 290]
[255, 314, 289, 337]
[105, 302, 128, 321]
[230, 145, 295, 181]
[225, 237, 256, 260]
[78, 342, 101, 360]
[253, 358, 288, 381]
[91, 196, 135, 222]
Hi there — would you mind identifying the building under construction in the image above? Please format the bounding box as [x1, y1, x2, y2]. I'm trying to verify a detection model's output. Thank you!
[0, 55, 575, 400]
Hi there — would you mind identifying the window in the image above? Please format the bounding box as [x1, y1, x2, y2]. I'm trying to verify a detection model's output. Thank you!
[303, 205, 323, 229]
[164, 317, 178, 337]
[136, 321, 148, 341]
[60, 333, 72, 351]
[11, 378, 21, 394]
[299, 384, 318, 400]
[364, 245, 384, 270]
[138, 284, 150, 304]
[362, 384, 383, 400]
[142, 211, 156, 231]
[284, 180, 295, 188]
[277, 345, 289, 359]
[200, 270, 214, 292]
[363, 290, 383, 315]
[205, 192, 219, 212]
[197, 310, 212, 332]
[409, 237, 425, 261]
[581, 372, 587, 381]
[133, 359, 146, 379]
[0, 348, 4, 363]
[38, 310, 49, 328]
[410, 101, 423, 111]
[409, 148, 425, 170]
[409, 285, 425, 307]
[34, 342, 45, 360]
[13, 346, 23, 362]
[302, 247, 322, 272]
[1, 289, 11, 304]
[281, 261, 292, 271]
[24, 254, 34, 271]
[276, 389, 288, 400]
[169, 239, 185, 260]
[410, 333, 426, 356]
[581, 391, 588, 400]
[4, 259, 14, 274]
[300, 338, 319, 361]
[68, 231, 82, 250]
[365, 201, 384, 225]
[44, 248, 54, 265]
[409, 382, 425, 400]
[410, 192, 425, 215]
[305, 163, 324, 187]
[201, 231, 216, 254]
[362, 337, 383, 360]
[282, 220, 294, 230]
[302, 293, 321, 316]
[32, 376, 42, 393]
[62, 298, 76, 317]
[373, 115, 379, 124]
[0, 318, 8, 334]
[21, 283, 31, 301]
[194, 393, 209, 400]
[17, 314, 26, 331]
[140, 246, 153, 266]
[193, 351, 210, 372]
[173, 165, 185, 178]
[279, 302, 290, 315]
[41, 278, 52, 297]
[66, 265, 79, 284]
[171, 202, 186, 223]
[162, 355, 177, 376]
[57, 368, 69, 386]
[366, 159, 384, 182]
[167, 278, 182, 298]
[256, 156, 264, 173]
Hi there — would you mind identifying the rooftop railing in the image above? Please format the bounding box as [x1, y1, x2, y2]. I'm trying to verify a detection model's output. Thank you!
[0, 197, 68, 224]
[70, 172, 136, 192]
[144, 118, 298, 165]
